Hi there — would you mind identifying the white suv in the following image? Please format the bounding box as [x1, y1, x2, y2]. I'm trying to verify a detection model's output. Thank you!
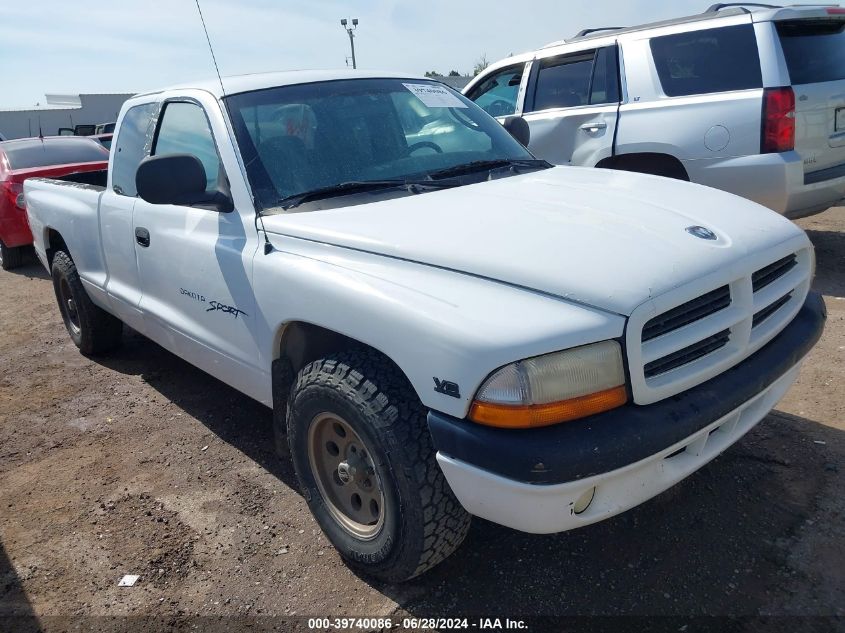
[464, 3, 845, 218]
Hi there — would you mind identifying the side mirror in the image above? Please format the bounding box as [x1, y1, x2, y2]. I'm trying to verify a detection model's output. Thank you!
[136, 154, 233, 213]
[502, 116, 530, 147]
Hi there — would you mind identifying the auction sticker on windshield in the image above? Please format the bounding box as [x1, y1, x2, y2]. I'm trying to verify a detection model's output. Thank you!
[403, 83, 467, 108]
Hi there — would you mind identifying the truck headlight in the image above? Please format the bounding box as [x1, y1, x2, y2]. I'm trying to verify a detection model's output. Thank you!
[469, 340, 627, 428]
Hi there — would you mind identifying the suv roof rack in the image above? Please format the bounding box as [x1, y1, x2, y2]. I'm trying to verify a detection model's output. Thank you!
[540, 2, 791, 50]
[573, 26, 626, 38]
[705, 3, 781, 12]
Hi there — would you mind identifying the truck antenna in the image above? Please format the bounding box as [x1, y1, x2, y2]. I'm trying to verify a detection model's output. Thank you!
[194, 0, 226, 97]
[193, 0, 273, 254]
[38, 115, 43, 140]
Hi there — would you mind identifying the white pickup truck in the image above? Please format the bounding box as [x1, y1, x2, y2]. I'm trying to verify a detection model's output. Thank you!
[24, 70, 825, 582]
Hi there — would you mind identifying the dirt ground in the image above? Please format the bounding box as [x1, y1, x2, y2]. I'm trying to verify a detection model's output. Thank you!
[0, 207, 843, 632]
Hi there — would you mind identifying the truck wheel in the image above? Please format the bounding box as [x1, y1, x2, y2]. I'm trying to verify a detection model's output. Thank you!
[0, 239, 23, 271]
[51, 250, 123, 355]
[286, 350, 471, 582]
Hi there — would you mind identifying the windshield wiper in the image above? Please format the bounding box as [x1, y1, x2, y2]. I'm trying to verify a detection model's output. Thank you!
[424, 158, 550, 180]
[277, 179, 457, 210]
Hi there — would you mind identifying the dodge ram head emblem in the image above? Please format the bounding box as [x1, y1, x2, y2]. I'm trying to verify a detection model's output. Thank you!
[685, 225, 717, 240]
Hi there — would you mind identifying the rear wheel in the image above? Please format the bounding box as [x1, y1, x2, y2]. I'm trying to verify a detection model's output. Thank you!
[51, 250, 123, 355]
[285, 350, 470, 582]
[0, 239, 23, 271]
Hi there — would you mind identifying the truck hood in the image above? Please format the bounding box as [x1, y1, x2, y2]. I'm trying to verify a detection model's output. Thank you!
[261, 166, 808, 316]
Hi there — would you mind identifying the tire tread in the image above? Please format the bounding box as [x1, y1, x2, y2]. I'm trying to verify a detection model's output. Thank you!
[51, 250, 122, 355]
[287, 348, 470, 581]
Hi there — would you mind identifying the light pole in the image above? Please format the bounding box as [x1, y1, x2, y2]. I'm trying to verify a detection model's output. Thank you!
[340, 18, 358, 69]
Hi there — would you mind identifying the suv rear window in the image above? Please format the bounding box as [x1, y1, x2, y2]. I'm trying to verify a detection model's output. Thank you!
[2, 138, 108, 170]
[777, 19, 845, 85]
[650, 24, 762, 97]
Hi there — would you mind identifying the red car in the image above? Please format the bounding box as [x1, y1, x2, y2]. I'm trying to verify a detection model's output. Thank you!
[0, 137, 109, 270]
[91, 133, 114, 150]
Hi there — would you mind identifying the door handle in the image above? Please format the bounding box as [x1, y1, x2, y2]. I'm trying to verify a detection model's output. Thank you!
[135, 227, 150, 248]
[579, 122, 607, 133]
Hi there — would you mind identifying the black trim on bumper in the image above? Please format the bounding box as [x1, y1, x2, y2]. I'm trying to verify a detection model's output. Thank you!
[428, 292, 826, 485]
[804, 161, 845, 185]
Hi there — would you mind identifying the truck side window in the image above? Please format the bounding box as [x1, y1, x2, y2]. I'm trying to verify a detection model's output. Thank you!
[466, 65, 525, 117]
[650, 24, 762, 97]
[153, 101, 222, 192]
[531, 52, 595, 111]
[111, 103, 156, 197]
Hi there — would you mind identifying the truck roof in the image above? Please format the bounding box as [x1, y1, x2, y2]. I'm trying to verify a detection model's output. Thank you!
[137, 69, 425, 100]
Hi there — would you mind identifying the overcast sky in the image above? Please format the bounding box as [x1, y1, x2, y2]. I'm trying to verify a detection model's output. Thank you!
[2, 0, 708, 108]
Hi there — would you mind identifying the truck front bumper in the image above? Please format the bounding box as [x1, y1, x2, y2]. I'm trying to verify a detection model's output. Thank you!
[428, 291, 826, 534]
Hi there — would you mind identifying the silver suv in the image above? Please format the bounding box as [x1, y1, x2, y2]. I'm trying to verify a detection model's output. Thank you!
[464, 3, 845, 218]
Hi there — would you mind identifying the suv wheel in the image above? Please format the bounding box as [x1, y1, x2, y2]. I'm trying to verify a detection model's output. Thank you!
[285, 350, 471, 582]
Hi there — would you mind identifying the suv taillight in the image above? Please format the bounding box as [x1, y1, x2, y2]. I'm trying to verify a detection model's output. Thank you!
[761, 87, 795, 154]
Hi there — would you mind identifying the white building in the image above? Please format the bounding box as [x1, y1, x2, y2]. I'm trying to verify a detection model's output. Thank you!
[0, 93, 134, 140]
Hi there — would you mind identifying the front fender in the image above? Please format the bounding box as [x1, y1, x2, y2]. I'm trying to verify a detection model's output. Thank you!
[254, 237, 624, 419]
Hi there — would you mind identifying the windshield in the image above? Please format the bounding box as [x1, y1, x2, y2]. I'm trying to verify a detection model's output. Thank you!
[224, 78, 536, 211]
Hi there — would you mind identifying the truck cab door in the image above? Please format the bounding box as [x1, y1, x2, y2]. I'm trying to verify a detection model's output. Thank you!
[100, 101, 158, 333]
[132, 97, 264, 400]
[521, 46, 620, 166]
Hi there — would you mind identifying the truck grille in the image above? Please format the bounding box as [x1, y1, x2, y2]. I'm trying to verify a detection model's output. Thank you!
[626, 246, 812, 404]
[752, 293, 792, 328]
[644, 329, 731, 378]
[752, 254, 797, 292]
[642, 286, 730, 342]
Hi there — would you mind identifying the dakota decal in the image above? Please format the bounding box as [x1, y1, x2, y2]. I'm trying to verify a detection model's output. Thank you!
[179, 288, 206, 304]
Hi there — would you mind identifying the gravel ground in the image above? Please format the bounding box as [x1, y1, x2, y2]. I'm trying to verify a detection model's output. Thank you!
[0, 207, 843, 632]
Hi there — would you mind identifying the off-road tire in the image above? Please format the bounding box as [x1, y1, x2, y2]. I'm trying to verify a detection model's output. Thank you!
[0, 239, 24, 271]
[286, 349, 471, 582]
[51, 250, 123, 355]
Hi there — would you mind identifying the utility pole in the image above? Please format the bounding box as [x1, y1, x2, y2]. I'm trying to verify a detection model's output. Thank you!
[340, 18, 358, 69]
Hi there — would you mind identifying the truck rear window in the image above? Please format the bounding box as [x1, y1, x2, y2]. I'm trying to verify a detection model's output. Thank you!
[650, 24, 762, 97]
[777, 20, 845, 85]
[3, 138, 107, 170]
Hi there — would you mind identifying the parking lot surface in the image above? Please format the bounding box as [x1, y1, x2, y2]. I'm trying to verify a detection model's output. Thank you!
[0, 208, 843, 627]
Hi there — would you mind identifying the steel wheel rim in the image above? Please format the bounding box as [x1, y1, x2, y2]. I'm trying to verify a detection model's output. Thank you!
[58, 277, 81, 335]
[307, 412, 385, 540]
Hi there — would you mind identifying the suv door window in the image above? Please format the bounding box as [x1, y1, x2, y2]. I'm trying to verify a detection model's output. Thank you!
[111, 102, 156, 196]
[589, 47, 620, 105]
[466, 65, 525, 117]
[526, 47, 620, 113]
[650, 24, 762, 97]
[153, 101, 222, 192]
[531, 52, 595, 111]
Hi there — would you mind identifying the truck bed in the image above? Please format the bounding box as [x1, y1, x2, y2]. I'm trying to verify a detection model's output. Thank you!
[24, 176, 109, 298]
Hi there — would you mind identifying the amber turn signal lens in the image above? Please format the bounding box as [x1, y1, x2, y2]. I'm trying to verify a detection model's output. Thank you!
[468, 385, 628, 429]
